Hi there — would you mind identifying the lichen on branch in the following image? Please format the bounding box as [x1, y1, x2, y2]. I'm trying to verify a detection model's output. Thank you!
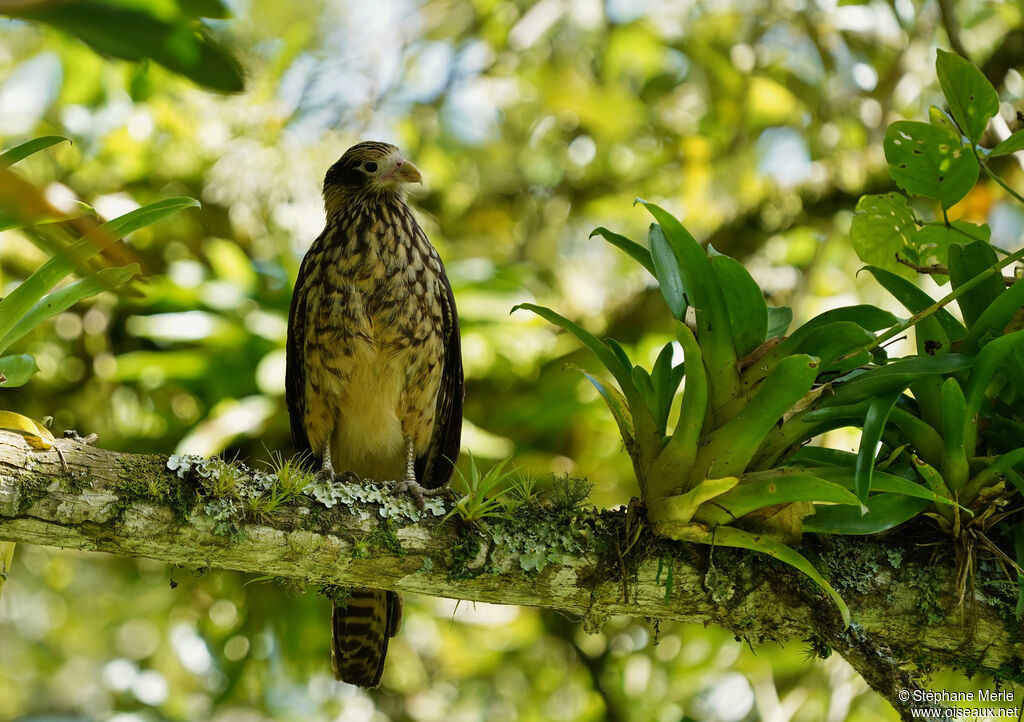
[0, 429, 1021, 717]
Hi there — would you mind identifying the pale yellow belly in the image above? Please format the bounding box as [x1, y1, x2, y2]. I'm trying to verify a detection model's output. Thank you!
[327, 348, 407, 480]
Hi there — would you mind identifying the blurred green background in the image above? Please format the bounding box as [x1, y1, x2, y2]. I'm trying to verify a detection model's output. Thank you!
[2, 0, 1024, 720]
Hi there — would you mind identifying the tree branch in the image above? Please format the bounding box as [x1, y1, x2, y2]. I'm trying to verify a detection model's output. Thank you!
[0, 431, 1019, 719]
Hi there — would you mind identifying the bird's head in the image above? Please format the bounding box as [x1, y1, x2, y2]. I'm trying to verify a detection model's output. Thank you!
[323, 141, 422, 211]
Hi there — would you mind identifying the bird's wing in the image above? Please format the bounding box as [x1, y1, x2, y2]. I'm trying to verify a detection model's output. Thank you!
[416, 262, 463, 489]
[286, 240, 317, 465]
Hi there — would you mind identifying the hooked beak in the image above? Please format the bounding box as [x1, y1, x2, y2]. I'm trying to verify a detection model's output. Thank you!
[388, 157, 422, 184]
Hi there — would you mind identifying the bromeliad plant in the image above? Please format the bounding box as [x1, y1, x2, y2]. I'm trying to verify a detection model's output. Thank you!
[516, 50, 1024, 623]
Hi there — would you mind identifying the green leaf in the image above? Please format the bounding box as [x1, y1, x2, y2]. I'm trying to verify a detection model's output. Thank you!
[789, 321, 875, 374]
[800, 402, 945, 467]
[649, 477, 738, 524]
[590, 227, 655, 275]
[0, 354, 39, 387]
[695, 473, 861, 526]
[0, 136, 70, 168]
[0, 197, 198, 345]
[102, 196, 200, 238]
[962, 329, 1024, 457]
[787, 447, 859, 468]
[0, 264, 139, 354]
[775, 305, 898, 352]
[710, 253, 767, 357]
[990, 128, 1024, 157]
[178, 0, 232, 18]
[10, 1, 244, 93]
[696, 354, 820, 479]
[884, 121, 979, 209]
[861, 266, 966, 343]
[577, 369, 643, 483]
[644, 341, 683, 434]
[636, 201, 740, 406]
[746, 305, 897, 386]
[936, 49, 999, 145]
[854, 391, 901, 501]
[948, 240, 1005, 330]
[645, 322, 707, 498]
[766, 306, 793, 339]
[514, 303, 661, 461]
[828, 354, 974, 405]
[804, 493, 930, 534]
[649, 223, 688, 320]
[911, 220, 990, 272]
[0, 201, 97, 232]
[850, 193, 917, 277]
[811, 468, 959, 507]
[961, 278, 1024, 355]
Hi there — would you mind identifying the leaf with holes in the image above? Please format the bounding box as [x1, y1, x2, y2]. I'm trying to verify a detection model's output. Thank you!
[884, 121, 978, 209]
[851, 193, 918, 277]
[911, 220, 989, 273]
[936, 49, 998, 145]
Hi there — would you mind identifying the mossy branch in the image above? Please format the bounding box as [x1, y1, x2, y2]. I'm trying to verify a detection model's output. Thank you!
[0, 431, 1020, 719]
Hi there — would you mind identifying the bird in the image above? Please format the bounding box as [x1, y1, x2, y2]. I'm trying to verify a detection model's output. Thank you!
[285, 141, 463, 688]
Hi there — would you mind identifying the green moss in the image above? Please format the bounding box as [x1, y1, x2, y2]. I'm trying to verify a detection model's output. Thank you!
[446, 529, 482, 582]
[903, 564, 947, 627]
[16, 474, 50, 514]
[367, 519, 405, 557]
[319, 584, 353, 608]
[814, 536, 891, 597]
[116, 454, 198, 523]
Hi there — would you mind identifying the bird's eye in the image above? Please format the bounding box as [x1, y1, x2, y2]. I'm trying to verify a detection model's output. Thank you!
[362, 161, 378, 173]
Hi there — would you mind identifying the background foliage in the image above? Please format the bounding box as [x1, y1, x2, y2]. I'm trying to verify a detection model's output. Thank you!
[2, 1, 1024, 720]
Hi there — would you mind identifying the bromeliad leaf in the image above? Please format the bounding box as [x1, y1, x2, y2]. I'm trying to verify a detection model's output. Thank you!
[693, 472, 861, 526]
[636, 200, 740, 405]
[514, 302, 661, 462]
[854, 391, 902, 501]
[827, 354, 974, 405]
[710, 251, 767, 357]
[884, 121, 978, 209]
[590, 227, 655, 275]
[961, 278, 1024, 355]
[804, 493, 931, 535]
[861, 266, 966, 342]
[948, 241, 1005, 329]
[577, 368, 645, 484]
[649, 223, 687, 319]
[101, 197, 201, 238]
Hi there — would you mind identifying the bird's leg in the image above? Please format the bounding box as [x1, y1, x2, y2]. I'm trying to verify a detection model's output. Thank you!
[392, 435, 445, 508]
[318, 438, 362, 484]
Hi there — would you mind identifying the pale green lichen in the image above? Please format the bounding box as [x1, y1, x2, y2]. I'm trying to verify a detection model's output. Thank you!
[166, 454, 447, 533]
[308, 477, 446, 522]
[488, 515, 587, 573]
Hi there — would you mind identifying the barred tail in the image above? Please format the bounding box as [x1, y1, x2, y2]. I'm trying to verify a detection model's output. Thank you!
[331, 588, 402, 688]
